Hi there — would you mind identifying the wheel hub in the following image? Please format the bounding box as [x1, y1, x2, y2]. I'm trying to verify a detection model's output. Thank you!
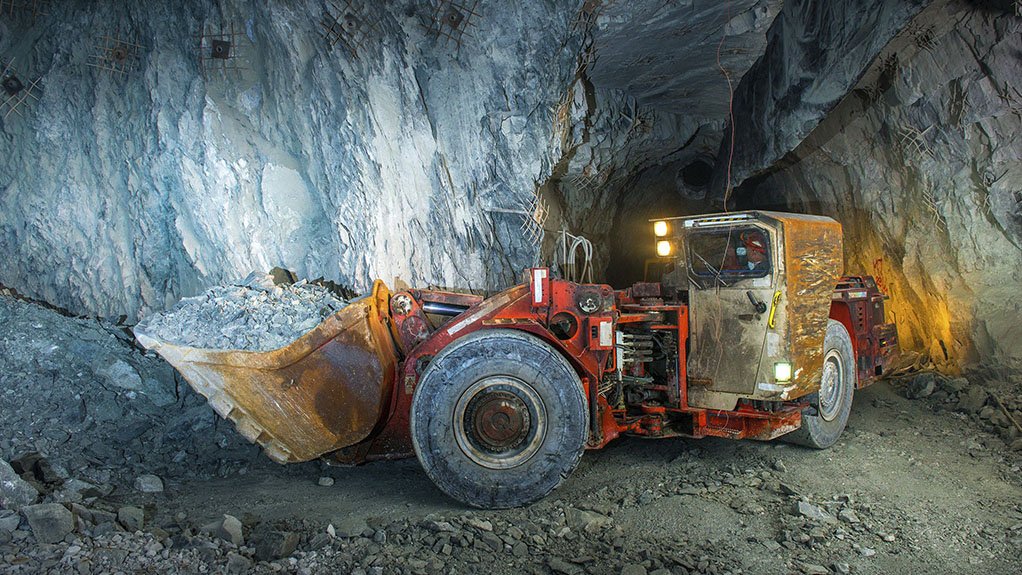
[453, 377, 547, 470]
[466, 390, 530, 452]
[819, 350, 844, 422]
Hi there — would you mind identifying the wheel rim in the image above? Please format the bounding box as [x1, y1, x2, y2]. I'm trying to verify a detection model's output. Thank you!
[453, 376, 547, 470]
[818, 349, 844, 422]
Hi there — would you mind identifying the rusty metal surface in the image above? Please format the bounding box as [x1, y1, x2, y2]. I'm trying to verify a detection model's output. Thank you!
[135, 280, 398, 464]
[767, 211, 844, 399]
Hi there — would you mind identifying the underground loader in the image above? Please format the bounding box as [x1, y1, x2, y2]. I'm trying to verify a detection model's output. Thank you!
[134, 211, 898, 508]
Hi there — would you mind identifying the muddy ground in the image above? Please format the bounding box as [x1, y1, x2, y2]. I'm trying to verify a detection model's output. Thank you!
[1, 292, 1020, 574]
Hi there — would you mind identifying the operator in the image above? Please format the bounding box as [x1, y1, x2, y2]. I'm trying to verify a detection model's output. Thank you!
[738, 231, 767, 271]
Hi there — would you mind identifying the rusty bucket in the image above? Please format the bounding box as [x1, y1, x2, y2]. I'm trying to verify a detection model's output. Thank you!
[134, 280, 399, 463]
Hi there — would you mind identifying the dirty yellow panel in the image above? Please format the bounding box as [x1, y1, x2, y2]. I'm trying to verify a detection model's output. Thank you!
[766, 212, 844, 399]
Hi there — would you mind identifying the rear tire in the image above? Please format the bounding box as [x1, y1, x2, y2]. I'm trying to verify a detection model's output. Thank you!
[783, 319, 855, 449]
[410, 329, 588, 508]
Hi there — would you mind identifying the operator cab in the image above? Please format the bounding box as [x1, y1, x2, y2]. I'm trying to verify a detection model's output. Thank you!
[651, 211, 844, 411]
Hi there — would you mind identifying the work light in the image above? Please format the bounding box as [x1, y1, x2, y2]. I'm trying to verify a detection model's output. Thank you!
[774, 362, 792, 382]
[653, 220, 669, 237]
[656, 240, 672, 257]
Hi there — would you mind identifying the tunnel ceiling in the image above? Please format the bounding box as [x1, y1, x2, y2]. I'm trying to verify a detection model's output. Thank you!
[589, 0, 780, 120]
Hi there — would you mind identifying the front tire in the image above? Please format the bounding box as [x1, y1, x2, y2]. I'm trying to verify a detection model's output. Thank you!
[410, 330, 588, 509]
[783, 319, 855, 449]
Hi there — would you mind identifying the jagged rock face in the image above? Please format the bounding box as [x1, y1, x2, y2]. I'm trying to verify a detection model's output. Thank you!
[716, 0, 931, 188]
[725, 0, 1022, 370]
[0, 0, 585, 320]
[590, 0, 779, 118]
[3, 0, 1017, 375]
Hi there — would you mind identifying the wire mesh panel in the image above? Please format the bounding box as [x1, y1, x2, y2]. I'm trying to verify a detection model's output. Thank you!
[0, 58, 40, 121]
[198, 22, 246, 75]
[483, 191, 548, 248]
[573, 0, 602, 32]
[321, 0, 380, 58]
[88, 34, 143, 77]
[0, 0, 49, 21]
[425, 0, 480, 51]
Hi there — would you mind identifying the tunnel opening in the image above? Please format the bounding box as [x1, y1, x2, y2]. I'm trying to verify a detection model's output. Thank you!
[680, 158, 714, 190]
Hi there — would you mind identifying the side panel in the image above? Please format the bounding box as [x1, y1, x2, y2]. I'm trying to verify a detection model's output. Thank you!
[781, 217, 843, 399]
[829, 276, 900, 389]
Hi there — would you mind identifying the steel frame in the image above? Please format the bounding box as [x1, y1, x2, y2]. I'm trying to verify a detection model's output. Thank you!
[0, 0, 48, 21]
[0, 58, 40, 121]
[321, 0, 380, 58]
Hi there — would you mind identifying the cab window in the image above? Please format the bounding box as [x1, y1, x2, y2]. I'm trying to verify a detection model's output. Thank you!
[687, 227, 771, 283]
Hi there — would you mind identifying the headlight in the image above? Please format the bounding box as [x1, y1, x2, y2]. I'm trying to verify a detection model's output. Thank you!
[653, 220, 669, 237]
[656, 240, 672, 257]
[774, 362, 792, 382]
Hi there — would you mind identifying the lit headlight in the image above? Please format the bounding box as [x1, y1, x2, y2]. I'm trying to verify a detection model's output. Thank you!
[656, 240, 672, 257]
[774, 362, 792, 382]
[653, 220, 669, 237]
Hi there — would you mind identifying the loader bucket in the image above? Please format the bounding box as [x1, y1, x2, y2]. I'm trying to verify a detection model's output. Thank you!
[134, 280, 399, 464]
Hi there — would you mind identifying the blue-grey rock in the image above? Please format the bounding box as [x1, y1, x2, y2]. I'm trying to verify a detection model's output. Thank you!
[0, 509, 21, 533]
[330, 515, 368, 539]
[21, 503, 74, 544]
[796, 501, 837, 524]
[0, 0, 587, 321]
[117, 506, 145, 532]
[133, 474, 164, 493]
[718, 0, 932, 188]
[0, 459, 38, 510]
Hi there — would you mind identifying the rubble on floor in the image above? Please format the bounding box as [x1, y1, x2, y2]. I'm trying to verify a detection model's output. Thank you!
[134, 272, 349, 352]
[896, 371, 1022, 451]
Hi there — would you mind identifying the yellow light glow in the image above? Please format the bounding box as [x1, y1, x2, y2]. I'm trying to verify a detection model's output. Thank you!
[656, 240, 672, 257]
[774, 362, 792, 382]
[653, 220, 669, 237]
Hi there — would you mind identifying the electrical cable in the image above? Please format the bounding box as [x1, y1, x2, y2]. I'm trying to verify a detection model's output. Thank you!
[710, 0, 738, 383]
[559, 230, 594, 284]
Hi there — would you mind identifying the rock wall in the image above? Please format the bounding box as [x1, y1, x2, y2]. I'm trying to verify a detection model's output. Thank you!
[0, 0, 586, 320]
[716, 0, 931, 189]
[727, 0, 1022, 371]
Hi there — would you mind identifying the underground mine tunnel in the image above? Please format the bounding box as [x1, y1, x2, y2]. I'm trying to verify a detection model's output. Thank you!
[1, 0, 1021, 573]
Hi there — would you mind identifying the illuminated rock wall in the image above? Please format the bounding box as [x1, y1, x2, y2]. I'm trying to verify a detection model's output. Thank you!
[725, 0, 1022, 370]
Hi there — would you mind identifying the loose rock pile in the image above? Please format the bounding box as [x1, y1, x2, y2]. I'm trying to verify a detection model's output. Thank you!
[0, 292, 260, 493]
[898, 371, 1022, 451]
[135, 272, 349, 352]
